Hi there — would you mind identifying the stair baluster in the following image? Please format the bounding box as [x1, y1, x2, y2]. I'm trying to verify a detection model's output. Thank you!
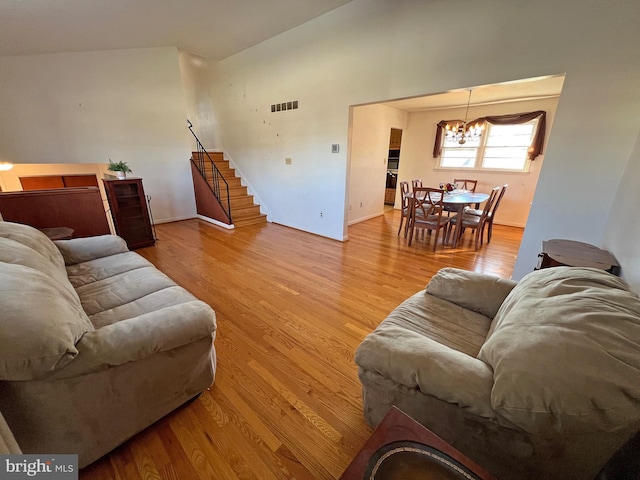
[188, 120, 232, 223]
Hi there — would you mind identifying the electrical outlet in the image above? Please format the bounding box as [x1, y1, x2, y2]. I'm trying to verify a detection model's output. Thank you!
[360, 202, 363, 207]
[331, 144, 339, 153]
[320, 212, 324, 218]
[285, 157, 292, 165]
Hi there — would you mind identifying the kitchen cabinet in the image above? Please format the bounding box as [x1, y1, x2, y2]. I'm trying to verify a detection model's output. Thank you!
[389, 129, 403, 149]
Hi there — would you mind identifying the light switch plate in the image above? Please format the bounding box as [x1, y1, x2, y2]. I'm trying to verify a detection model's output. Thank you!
[331, 144, 339, 153]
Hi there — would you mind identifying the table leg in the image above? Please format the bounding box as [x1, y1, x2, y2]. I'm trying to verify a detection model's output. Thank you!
[452, 204, 465, 248]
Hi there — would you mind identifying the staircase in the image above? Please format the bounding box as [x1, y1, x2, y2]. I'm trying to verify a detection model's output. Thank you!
[195, 151, 267, 228]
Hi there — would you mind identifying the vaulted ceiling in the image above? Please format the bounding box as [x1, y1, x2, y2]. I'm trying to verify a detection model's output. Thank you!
[0, 1, 564, 109]
[0, 0, 353, 60]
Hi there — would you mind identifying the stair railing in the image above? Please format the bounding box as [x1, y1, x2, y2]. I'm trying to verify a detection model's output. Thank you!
[187, 120, 232, 223]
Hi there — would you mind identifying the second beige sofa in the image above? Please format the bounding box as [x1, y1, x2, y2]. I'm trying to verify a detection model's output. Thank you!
[355, 267, 640, 480]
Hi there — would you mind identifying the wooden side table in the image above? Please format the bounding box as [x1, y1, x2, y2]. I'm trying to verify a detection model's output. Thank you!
[340, 407, 496, 480]
[536, 239, 620, 275]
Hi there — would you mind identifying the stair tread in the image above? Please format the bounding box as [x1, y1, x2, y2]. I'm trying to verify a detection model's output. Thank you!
[233, 214, 267, 227]
[193, 152, 264, 228]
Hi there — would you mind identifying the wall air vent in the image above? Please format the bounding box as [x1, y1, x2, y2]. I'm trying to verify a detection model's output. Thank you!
[271, 100, 299, 113]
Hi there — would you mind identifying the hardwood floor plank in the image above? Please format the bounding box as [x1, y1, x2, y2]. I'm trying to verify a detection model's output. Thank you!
[187, 398, 280, 480]
[155, 422, 201, 480]
[247, 359, 343, 444]
[79, 210, 523, 479]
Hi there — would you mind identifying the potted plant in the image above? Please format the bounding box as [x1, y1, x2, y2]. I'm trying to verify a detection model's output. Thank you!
[107, 160, 132, 180]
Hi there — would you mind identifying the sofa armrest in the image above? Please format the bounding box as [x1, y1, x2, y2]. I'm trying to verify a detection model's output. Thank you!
[355, 326, 495, 419]
[54, 235, 129, 265]
[51, 301, 216, 379]
[426, 267, 517, 319]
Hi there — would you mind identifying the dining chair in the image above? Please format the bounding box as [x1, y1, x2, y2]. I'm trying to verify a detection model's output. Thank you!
[411, 178, 423, 190]
[446, 186, 500, 251]
[453, 179, 478, 192]
[455, 178, 479, 210]
[466, 184, 508, 244]
[407, 187, 451, 251]
[397, 180, 410, 237]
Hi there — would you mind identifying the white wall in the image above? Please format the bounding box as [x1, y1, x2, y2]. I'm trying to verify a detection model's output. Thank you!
[348, 104, 407, 224]
[210, 0, 640, 289]
[393, 97, 559, 228]
[0, 47, 197, 224]
[602, 132, 640, 292]
[178, 50, 218, 150]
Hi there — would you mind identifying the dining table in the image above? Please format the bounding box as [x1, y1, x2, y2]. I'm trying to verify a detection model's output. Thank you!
[441, 190, 489, 248]
[406, 189, 490, 248]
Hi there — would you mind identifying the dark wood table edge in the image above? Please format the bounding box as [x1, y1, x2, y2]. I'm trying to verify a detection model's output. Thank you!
[340, 406, 497, 480]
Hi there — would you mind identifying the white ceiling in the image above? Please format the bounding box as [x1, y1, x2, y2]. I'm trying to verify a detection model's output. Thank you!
[0, 0, 354, 60]
[380, 75, 566, 112]
[0, 1, 564, 109]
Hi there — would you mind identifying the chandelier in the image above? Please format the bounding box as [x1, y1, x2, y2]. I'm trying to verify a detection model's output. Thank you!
[444, 90, 484, 145]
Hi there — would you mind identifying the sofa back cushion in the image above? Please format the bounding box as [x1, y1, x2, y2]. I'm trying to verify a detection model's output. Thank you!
[0, 222, 65, 269]
[478, 267, 640, 433]
[426, 267, 517, 319]
[0, 263, 93, 380]
[0, 237, 79, 300]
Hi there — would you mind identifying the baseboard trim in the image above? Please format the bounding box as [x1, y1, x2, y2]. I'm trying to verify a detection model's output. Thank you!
[197, 214, 235, 230]
[348, 212, 384, 226]
[154, 215, 197, 225]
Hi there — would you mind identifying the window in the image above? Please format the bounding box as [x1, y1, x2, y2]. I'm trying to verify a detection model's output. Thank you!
[439, 120, 538, 172]
[482, 123, 535, 170]
[440, 136, 481, 169]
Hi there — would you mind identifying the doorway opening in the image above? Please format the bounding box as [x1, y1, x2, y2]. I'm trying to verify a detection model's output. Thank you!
[385, 128, 402, 206]
[347, 74, 564, 236]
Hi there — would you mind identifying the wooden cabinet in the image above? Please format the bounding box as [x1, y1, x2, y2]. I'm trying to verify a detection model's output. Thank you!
[385, 188, 396, 205]
[103, 178, 155, 249]
[389, 128, 403, 149]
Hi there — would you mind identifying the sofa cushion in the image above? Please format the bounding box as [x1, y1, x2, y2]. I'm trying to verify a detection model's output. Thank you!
[0, 237, 79, 300]
[355, 290, 495, 418]
[0, 263, 93, 380]
[75, 266, 180, 317]
[0, 222, 65, 270]
[426, 268, 517, 319]
[478, 267, 640, 433]
[55, 235, 129, 266]
[66, 251, 153, 288]
[88, 286, 207, 329]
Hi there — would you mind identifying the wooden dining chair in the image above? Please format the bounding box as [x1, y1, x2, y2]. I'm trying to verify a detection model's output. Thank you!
[446, 186, 500, 250]
[411, 178, 423, 190]
[407, 187, 451, 251]
[455, 178, 479, 209]
[453, 179, 478, 192]
[466, 184, 508, 244]
[397, 181, 411, 237]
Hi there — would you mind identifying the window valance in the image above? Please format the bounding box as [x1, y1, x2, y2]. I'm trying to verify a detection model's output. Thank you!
[433, 110, 547, 160]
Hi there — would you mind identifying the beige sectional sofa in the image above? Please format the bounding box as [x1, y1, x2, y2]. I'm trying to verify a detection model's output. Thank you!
[356, 267, 640, 480]
[0, 221, 217, 467]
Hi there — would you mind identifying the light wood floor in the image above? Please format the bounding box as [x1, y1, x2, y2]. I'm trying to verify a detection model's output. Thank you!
[80, 210, 523, 480]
